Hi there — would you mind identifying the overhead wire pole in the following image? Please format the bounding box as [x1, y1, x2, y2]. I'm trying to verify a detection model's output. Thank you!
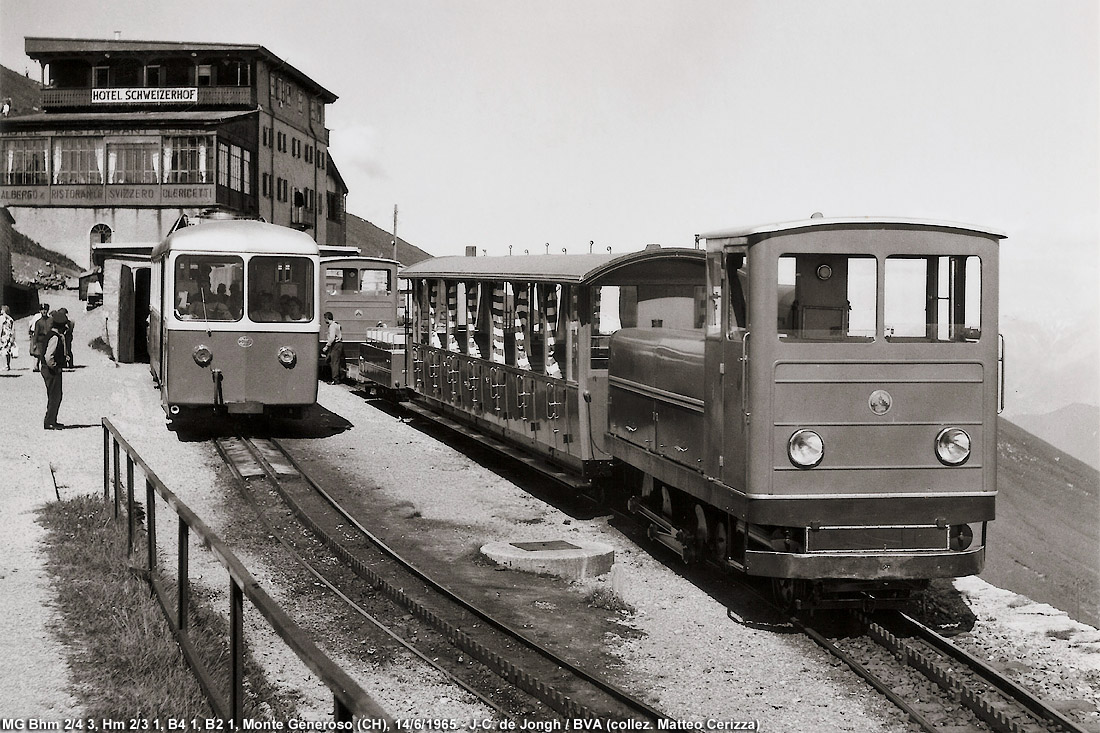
[392, 204, 398, 262]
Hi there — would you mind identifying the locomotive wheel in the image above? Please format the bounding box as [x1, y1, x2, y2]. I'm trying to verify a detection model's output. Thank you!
[771, 578, 808, 615]
[713, 520, 729, 566]
[694, 504, 709, 548]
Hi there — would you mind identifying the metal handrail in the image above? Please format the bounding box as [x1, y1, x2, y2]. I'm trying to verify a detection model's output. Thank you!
[101, 417, 390, 723]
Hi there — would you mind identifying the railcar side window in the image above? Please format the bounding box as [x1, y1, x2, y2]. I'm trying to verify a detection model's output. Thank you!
[885, 256, 981, 341]
[173, 255, 243, 321]
[777, 255, 876, 341]
[248, 256, 315, 322]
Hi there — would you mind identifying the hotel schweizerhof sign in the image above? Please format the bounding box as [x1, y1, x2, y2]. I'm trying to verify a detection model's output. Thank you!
[91, 87, 199, 104]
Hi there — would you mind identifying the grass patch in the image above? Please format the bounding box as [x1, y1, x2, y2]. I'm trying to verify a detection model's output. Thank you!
[38, 494, 301, 718]
[585, 586, 635, 615]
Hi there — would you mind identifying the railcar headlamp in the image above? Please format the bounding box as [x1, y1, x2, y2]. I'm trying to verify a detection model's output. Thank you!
[949, 524, 974, 551]
[192, 345, 213, 367]
[277, 346, 297, 368]
[935, 427, 971, 466]
[787, 429, 824, 468]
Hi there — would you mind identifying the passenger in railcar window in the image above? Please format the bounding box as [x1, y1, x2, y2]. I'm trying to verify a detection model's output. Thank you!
[250, 292, 283, 322]
[283, 297, 308, 322]
[228, 282, 243, 318]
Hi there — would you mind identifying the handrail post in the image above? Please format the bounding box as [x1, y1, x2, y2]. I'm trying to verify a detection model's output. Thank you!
[146, 479, 157, 571]
[102, 425, 110, 501]
[126, 457, 135, 555]
[112, 441, 121, 516]
[230, 580, 244, 722]
[177, 519, 189, 632]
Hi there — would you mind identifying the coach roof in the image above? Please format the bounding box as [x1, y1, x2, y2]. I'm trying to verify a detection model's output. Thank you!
[698, 217, 1006, 244]
[152, 219, 321, 260]
[401, 247, 705, 285]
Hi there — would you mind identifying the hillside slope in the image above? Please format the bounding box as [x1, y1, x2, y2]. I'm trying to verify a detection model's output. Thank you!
[345, 213, 432, 265]
[1008, 404, 1099, 470]
[983, 417, 1099, 627]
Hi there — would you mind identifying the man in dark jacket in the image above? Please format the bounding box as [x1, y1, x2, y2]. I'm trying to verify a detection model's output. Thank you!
[29, 303, 49, 372]
[41, 310, 69, 429]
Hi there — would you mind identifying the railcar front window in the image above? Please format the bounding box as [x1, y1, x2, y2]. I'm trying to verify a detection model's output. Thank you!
[173, 255, 243, 321]
[325, 267, 392, 296]
[248, 256, 315, 322]
[777, 255, 876, 341]
[885, 256, 981, 341]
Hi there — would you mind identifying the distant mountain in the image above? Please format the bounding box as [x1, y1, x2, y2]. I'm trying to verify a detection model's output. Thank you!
[345, 213, 432, 266]
[0, 65, 42, 117]
[1001, 314, 1099, 420]
[1008, 404, 1099, 470]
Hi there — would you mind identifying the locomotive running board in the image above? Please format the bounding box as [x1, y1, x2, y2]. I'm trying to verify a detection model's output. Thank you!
[399, 398, 593, 492]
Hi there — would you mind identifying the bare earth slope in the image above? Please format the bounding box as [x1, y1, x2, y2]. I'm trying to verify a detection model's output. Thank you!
[984, 417, 1100, 627]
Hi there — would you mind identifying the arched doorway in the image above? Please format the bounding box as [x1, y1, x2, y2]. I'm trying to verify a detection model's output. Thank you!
[90, 224, 112, 266]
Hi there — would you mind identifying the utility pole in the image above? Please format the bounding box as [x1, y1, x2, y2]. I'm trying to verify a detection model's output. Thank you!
[392, 204, 398, 262]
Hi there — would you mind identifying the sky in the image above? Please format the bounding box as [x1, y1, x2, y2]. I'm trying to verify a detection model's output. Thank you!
[2, 0, 1098, 406]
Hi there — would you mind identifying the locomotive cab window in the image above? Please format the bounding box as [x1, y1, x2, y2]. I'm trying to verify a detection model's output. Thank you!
[777, 254, 876, 341]
[885, 255, 981, 342]
[248, 256, 315, 322]
[173, 254, 243, 321]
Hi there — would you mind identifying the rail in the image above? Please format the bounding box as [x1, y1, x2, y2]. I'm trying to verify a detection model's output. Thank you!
[101, 417, 390, 722]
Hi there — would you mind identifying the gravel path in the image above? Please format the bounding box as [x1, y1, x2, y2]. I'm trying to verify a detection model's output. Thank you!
[1, 291, 1096, 731]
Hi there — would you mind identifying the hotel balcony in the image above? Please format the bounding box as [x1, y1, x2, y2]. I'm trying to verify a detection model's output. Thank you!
[41, 86, 256, 110]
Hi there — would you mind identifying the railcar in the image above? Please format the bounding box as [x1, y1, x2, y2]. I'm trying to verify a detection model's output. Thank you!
[148, 215, 321, 420]
[320, 256, 402, 377]
[357, 218, 1004, 610]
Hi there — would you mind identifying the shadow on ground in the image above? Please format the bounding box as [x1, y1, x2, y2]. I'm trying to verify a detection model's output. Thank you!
[169, 403, 353, 442]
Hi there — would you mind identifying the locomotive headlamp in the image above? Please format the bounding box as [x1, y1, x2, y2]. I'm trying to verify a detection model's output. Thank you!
[935, 427, 971, 465]
[192, 345, 213, 367]
[816, 264, 833, 281]
[788, 429, 824, 468]
[949, 524, 974, 551]
[277, 346, 297, 368]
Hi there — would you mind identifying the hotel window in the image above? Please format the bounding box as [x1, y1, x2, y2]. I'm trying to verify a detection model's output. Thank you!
[2, 138, 49, 185]
[305, 145, 313, 164]
[262, 172, 271, 198]
[52, 137, 105, 185]
[228, 146, 242, 191]
[93, 66, 109, 88]
[163, 135, 212, 183]
[144, 65, 161, 87]
[107, 141, 161, 184]
[291, 138, 300, 158]
[241, 149, 251, 195]
[218, 143, 229, 187]
[218, 59, 250, 87]
[196, 64, 212, 87]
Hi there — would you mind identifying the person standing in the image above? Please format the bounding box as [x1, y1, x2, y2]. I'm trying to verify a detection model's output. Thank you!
[41, 310, 69, 429]
[321, 311, 344, 384]
[54, 308, 74, 368]
[29, 303, 49, 372]
[0, 305, 14, 370]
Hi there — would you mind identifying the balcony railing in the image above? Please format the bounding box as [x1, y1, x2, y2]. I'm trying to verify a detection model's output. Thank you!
[41, 86, 256, 109]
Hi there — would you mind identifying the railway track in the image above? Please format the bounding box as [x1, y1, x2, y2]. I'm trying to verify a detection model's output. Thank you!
[214, 434, 666, 723]
[799, 610, 1090, 733]
[364, 394, 1096, 732]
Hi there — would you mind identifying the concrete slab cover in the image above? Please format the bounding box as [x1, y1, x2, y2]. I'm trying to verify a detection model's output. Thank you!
[481, 539, 615, 581]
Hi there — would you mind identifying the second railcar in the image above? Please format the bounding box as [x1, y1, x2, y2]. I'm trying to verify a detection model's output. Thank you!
[320, 256, 403, 377]
[148, 216, 321, 419]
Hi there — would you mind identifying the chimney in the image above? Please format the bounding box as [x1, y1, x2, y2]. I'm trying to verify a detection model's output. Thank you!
[465, 246, 477, 257]
[114, 30, 121, 40]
